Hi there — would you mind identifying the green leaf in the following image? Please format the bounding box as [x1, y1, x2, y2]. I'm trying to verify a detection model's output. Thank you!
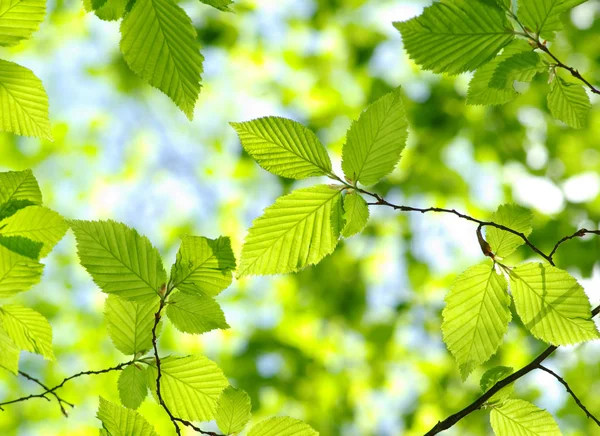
[490, 52, 546, 88]
[442, 264, 511, 380]
[0, 60, 52, 140]
[509, 262, 599, 345]
[215, 386, 252, 435]
[547, 77, 590, 129]
[248, 417, 319, 436]
[70, 220, 167, 301]
[166, 292, 229, 335]
[120, 0, 204, 120]
[170, 235, 236, 297]
[341, 88, 408, 186]
[490, 399, 561, 436]
[480, 366, 514, 406]
[238, 184, 344, 277]
[118, 364, 148, 410]
[0, 244, 43, 298]
[0, 206, 68, 258]
[199, 0, 234, 11]
[341, 192, 369, 238]
[486, 204, 532, 259]
[0, 169, 42, 220]
[393, 0, 514, 75]
[494, 0, 512, 10]
[0, 235, 42, 260]
[97, 396, 159, 436]
[0, 304, 53, 359]
[517, 0, 586, 41]
[146, 355, 228, 421]
[467, 40, 532, 106]
[230, 117, 332, 179]
[0, 323, 19, 374]
[105, 295, 159, 356]
[94, 0, 128, 21]
[0, 0, 46, 47]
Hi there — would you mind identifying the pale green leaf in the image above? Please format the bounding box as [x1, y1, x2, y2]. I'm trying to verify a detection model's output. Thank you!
[170, 235, 235, 297]
[248, 417, 319, 436]
[199, 0, 234, 11]
[118, 364, 148, 410]
[97, 396, 159, 436]
[0, 60, 52, 141]
[510, 263, 599, 345]
[394, 0, 514, 75]
[0, 206, 68, 258]
[0, 169, 42, 220]
[94, 0, 128, 21]
[0, 304, 53, 359]
[0, 324, 19, 374]
[341, 192, 369, 238]
[467, 40, 532, 106]
[120, 0, 204, 120]
[238, 184, 344, 277]
[166, 292, 229, 335]
[490, 399, 562, 435]
[547, 77, 590, 129]
[0, 244, 43, 297]
[70, 220, 167, 301]
[0, 0, 46, 47]
[518, 0, 587, 40]
[480, 366, 514, 406]
[215, 386, 252, 435]
[105, 295, 158, 356]
[490, 52, 546, 88]
[230, 117, 332, 179]
[442, 264, 510, 380]
[146, 355, 228, 421]
[341, 88, 408, 186]
[486, 204, 532, 258]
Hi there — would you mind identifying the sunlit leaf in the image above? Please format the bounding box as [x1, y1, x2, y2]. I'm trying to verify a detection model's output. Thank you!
[166, 292, 229, 335]
[490, 399, 561, 435]
[105, 295, 159, 356]
[547, 77, 590, 129]
[248, 417, 319, 436]
[480, 366, 514, 406]
[0, 324, 19, 374]
[0, 304, 53, 359]
[341, 192, 369, 238]
[486, 203, 532, 259]
[215, 386, 252, 435]
[97, 396, 159, 436]
[0, 244, 43, 297]
[0, 169, 41, 220]
[489, 51, 546, 89]
[118, 364, 148, 410]
[0, 0, 46, 47]
[199, 0, 234, 12]
[517, 0, 587, 40]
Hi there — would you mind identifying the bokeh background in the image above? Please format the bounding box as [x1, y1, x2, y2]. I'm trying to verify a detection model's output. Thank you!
[1, 0, 600, 434]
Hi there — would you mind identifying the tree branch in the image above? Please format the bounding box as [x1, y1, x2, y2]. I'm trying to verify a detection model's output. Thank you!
[17, 371, 74, 417]
[537, 364, 600, 426]
[549, 229, 600, 261]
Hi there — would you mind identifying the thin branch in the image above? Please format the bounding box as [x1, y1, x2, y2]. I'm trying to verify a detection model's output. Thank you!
[549, 229, 600, 261]
[537, 364, 600, 426]
[424, 304, 600, 435]
[18, 371, 74, 417]
[0, 361, 132, 410]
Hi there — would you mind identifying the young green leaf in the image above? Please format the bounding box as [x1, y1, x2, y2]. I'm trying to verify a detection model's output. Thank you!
[547, 77, 590, 129]
[120, 0, 204, 120]
[394, 0, 514, 75]
[166, 292, 229, 335]
[0, 324, 19, 374]
[105, 295, 159, 356]
[215, 386, 252, 435]
[146, 355, 228, 421]
[490, 399, 561, 436]
[170, 235, 236, 297]
[199, 0, 234, 12]
[442, 264, 511, 380]
[0, 0, 46, 47]
[341, 88, 408, 186]
[70, 220, 167, 301]
[0, 60, 53, 141]
[118, 364, 148, 410]
[341, 192, 369, 238]
[518, 0, 587, 41]
[0, 304, 54, 359]
[94, 0, 128, 21]
[0, 169, 42, 220]
[480, 366, 514, 406]
[97, 396, 159, 436]
[486, 204, 532, 259]
[490, 52, 546, 89]
[0, 206, 68, 258]
[238, 184, 344, 277]
[510, 262, 599, 345]
[230, 117, 332, 179]
[0, 244, 44, 297]
[248, 417, 319, 436]
[0, 235, 43, 259]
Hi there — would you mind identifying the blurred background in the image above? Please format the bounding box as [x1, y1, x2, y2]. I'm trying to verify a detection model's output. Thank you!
[1, 0, 600, 434]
